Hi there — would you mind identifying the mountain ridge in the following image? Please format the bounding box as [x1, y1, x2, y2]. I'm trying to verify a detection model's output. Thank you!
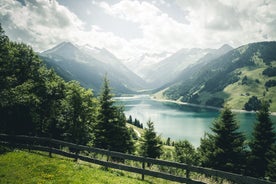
[40, 42, 147, 94]
[143, 44, 233, 89]
[161, 41, 276, 111]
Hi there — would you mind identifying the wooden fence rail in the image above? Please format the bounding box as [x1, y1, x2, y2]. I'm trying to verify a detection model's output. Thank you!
[0, 134, 273, 184]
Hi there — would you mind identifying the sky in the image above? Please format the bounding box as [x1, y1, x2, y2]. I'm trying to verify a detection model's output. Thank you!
[1, 0, 276, 60]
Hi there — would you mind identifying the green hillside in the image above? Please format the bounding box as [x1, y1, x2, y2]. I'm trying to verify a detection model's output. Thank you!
[0, 149, 148, 184]
[163, 41, 276, 112]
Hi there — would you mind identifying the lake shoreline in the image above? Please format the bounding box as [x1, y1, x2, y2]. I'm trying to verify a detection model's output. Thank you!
[117, 94, 276, 148]
[151, 96, 276, 116]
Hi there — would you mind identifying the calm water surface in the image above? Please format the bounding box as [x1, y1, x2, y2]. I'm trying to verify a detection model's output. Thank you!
[116, 95, 276, 147]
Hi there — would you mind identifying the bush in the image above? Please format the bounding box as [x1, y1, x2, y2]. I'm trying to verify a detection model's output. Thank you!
[244, 96, 261, 111]
[205, 97, 224, 107]
[263, 67, 276, 77]
[265, 80, 276, 88]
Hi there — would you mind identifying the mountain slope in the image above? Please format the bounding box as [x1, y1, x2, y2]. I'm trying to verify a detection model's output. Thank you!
[40, 42, 147, 94]
[123, 51, 172, 78]
[162, 41, 276, 111]
[144, 48, 211, 88]
[144, 45, 233, 89]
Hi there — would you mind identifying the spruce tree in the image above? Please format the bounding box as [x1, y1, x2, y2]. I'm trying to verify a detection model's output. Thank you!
[139, 120, 162, 160]
[92, 76, 133, 153]
[198, 133, 216, 168]
[175, 140, 199, 165]
[266, 144, 276, 182]
[199, 106, 246, 173]
[248, 101, 276, 178]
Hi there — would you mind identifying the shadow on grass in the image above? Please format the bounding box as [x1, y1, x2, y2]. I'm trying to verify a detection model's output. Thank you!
[0, 145, 13, 154]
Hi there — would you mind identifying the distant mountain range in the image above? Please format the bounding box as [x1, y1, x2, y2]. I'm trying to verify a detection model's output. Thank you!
[161, 41, 276, 111]
[144, 44, 233, 88]
[123, 51, 172, 79]
[40, 42, 147, 95]
[40, 41, 276, 111]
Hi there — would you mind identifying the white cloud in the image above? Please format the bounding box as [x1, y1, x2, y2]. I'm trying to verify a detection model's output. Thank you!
[175, 0, 276, 48]
[0, 0, 131, 58]
[0, 0, 85, 49]
[0, 0, 275, 61]
[99, 0, 198, 55]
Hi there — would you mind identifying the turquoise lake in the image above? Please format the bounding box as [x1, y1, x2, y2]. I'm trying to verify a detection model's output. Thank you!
[116, 95, 276, 147]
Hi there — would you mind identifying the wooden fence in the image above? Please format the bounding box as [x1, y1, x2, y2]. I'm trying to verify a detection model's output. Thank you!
[0, 134, 273, 184]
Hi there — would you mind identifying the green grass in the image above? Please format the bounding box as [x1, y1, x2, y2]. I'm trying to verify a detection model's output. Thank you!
[127, 123, 144, 136]
[0, 149, 149, 184]
[0, 148, 235, 184]
[190, 63, 276, 112]
[224, 66, 276, 111]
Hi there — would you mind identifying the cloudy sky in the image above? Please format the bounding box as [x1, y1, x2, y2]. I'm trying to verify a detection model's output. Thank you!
[1, 0, 276, 59]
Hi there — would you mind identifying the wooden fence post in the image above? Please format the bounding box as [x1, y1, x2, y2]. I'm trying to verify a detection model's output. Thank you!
[74, 151, 78, 162]
[186, 168, 190, 179]
[142, 161, 145, 180]
[49, 146, 52, 157]
[48, 138, 52, 158]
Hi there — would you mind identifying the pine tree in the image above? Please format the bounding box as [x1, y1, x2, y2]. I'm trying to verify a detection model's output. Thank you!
[198, 133, 216, 167]
[199, 106, 246, 173]
[139, 120, 162, 160]
[248, 101, 276, 178]
[93, 76, 114, 150]
[266, 144, 276, 182]
[92, 76, 133, 153]
[175, 140, 199, 165]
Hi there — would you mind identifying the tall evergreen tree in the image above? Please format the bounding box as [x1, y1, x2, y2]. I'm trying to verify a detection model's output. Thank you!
[139, 120, 162, 159]
[198, 106, 246, 173]
[248, 101, 276, 179]
[93, 76, 133, 153]
[197, 133, 216, 167]
[266, 144, 276, 182]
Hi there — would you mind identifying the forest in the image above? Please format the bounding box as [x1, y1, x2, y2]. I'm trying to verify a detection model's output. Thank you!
[0, 24, 275, 182]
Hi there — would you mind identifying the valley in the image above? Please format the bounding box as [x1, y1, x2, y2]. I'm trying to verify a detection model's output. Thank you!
[36, 39, 276, 149]
[1, 1, 276, 182]
[41, 41, 276, 112]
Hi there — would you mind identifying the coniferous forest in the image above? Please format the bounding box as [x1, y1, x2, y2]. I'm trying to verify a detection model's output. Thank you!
[0, 23, 276, 182]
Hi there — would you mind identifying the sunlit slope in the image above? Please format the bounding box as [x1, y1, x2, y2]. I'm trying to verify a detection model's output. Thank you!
[224, 64, 276, 111]
[0, 150, 148, 184]
[163, 41, 276, 111]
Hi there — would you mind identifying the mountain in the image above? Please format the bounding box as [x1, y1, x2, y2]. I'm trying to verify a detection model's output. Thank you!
[143, 44, 233, 89]
[40, 42, 147, 94]
[161, 41, 276, 111]
[144, 48, 211, 88]
[123, 51, 172, 78]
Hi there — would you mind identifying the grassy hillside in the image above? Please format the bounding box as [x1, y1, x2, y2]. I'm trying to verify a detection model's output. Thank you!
[0, 149, 149, 184]
[194, 62, 276, 111]
[224, 63, 276, 111]
[0, 148, 235, 184]
[163, 41, 276, 112]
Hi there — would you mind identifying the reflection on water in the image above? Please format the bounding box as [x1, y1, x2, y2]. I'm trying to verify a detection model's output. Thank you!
[115, 95, 276, 148]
